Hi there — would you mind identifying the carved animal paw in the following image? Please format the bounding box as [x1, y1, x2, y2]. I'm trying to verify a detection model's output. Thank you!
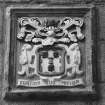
[66, 68, 76, 78]
[26, 73, 35, 78]
[67, 72, 75, 78]
[18, 70, 26, 75]
[76, 69, 84, 75]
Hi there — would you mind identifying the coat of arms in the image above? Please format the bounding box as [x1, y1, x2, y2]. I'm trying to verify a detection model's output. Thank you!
[17, 17, 85, 87]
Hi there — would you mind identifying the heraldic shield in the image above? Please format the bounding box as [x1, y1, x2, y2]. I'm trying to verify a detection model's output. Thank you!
[37, 46, 65, 77]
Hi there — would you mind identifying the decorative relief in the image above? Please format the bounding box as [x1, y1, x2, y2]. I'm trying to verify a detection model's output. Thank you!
[17, 17, 85, 87]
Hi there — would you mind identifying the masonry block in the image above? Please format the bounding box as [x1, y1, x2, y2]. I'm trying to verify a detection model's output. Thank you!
[2, 101, 90, 105]
[96, 6, 105, 40]
[97, 41, 105, 82]
[0, 6, 3, 42]
[0, 0, 30, 2]
[0, 0, 95, 3]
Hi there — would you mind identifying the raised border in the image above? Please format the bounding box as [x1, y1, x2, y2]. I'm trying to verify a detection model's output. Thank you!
[3, 5, 96, 100]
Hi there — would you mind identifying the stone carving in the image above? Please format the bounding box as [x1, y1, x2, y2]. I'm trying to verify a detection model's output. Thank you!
[17, 17, 85, 87]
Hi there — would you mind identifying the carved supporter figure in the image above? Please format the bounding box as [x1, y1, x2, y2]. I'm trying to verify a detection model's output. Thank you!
[18, 44, 34, 77]
[59, 18, 84, 77]
[66, 43, 83, 78]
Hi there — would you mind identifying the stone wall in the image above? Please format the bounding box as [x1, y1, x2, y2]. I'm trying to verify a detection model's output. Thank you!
[0, 0, 105, 105]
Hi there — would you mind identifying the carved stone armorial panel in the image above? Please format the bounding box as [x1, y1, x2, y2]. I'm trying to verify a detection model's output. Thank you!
[4, 6, 96, 99]
[17, 17, 84, 87]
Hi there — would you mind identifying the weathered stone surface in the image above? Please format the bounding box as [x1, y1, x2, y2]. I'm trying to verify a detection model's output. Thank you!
[97, 41, 105, 82]
[0, 45, 3, 102]
[94, 0, 105, 2]
[98, 84, 105, 98]
[0, 0, 30, 2]
[0, 0, 100, 3]
[0, 5, 3, 103]
[96, 6, 105, 40]
[2, 83, 105, 105]
[0, 6, 3, 42]
[1, 101, 91, 105]
[0, 0, 105, 3]
[94, 84, 105, 105]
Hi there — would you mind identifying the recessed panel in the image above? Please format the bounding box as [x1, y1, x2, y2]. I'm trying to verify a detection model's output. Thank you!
[4, 6, 96, 99]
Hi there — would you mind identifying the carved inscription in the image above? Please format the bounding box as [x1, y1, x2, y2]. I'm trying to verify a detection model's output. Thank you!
[17, 17, 85, 87]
